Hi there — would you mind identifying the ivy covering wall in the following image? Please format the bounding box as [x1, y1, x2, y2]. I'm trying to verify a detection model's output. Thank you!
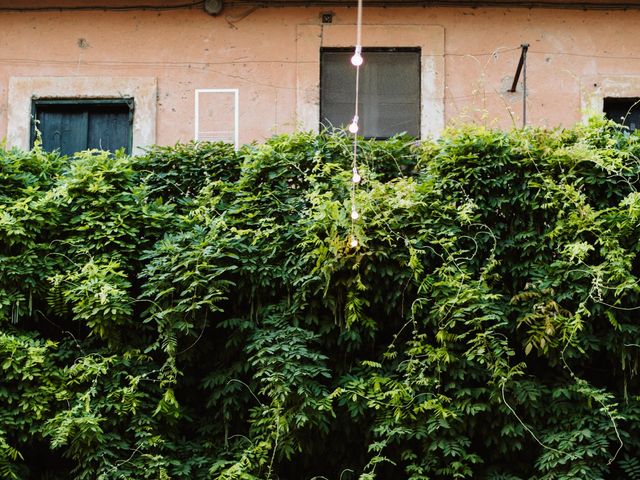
[1, 119, 639, 479]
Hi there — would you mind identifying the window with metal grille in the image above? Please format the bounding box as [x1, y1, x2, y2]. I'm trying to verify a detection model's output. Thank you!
[320, 47, 420, 139]
[31, 99, 133, 155]
[604, 97, 640, 131]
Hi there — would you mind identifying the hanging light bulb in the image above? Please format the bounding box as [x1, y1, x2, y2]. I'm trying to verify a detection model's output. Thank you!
[351, 45, 363, 67]
[350, 236, 359, 248]
[348, 115, 359, 134]
[352, 168, 361, 184]
[351, 207, 360, 220]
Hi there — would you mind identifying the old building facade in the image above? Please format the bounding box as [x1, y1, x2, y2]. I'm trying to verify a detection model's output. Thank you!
[1, 0, 640, 153]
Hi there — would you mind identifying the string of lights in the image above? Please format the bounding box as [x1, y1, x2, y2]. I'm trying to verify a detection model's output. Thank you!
[348, 0, 364, 249]
[0, 49, 522, 69]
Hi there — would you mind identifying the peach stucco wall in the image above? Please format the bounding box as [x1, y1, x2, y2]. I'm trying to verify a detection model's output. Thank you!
[1, 5, 640, 149]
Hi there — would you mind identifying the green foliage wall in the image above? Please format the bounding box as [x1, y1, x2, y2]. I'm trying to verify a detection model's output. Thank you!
[1, 119, 639, 479]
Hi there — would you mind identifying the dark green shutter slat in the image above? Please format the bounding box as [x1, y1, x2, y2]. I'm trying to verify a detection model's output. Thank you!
[88, 109, 130, 154]
[37, 109, 88, 156]
[33, 100, 132, 155]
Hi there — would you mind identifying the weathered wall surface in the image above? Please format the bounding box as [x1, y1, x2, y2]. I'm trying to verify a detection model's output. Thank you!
[0, 4, 638, 147]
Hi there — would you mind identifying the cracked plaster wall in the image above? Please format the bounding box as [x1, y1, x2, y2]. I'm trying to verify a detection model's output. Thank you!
[0, 6, 639, 148]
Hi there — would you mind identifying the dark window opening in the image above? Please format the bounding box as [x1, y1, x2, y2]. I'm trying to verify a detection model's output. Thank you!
[31, 98, 133, 156]
[320, 47, 420, 139]
[603, 97, 640, 131]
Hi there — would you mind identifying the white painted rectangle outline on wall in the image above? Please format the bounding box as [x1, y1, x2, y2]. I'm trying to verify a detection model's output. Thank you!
[194, 88, 239, 150]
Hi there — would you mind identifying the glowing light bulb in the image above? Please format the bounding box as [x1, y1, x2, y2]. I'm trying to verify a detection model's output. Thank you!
[351, 208, 360, 220]
[351, 46, 363, 67]
[352, 169, 361, 184]
[348, 115, 359, 134]
[350, 236, 359, 248]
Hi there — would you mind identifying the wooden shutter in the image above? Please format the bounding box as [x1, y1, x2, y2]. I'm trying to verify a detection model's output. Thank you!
[33, 100, 132, 155]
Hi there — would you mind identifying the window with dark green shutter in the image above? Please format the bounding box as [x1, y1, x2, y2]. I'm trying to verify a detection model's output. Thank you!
[320, 48, 421, 139]
[31, 99, 133, 155]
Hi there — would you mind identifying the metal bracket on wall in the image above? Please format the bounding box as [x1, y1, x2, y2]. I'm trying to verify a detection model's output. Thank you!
[509, 43, 529, 128]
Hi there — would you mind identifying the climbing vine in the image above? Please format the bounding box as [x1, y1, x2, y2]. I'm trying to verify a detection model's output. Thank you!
[0, 118, 639, 479]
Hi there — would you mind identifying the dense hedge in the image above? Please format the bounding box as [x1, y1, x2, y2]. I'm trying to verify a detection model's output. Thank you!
[1, 119, 640, 479]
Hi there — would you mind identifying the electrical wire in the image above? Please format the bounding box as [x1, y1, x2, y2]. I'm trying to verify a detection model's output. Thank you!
[3, 0, 640, 12]
[221, 0, 640, 9]
[529, 50, 640, 60]
[1, 46, 639, 107]
[0, 1, 204, 12]
[0, 50, 607, 96]
[5, 0, 640, 13]
[0, 46, 602, 77]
